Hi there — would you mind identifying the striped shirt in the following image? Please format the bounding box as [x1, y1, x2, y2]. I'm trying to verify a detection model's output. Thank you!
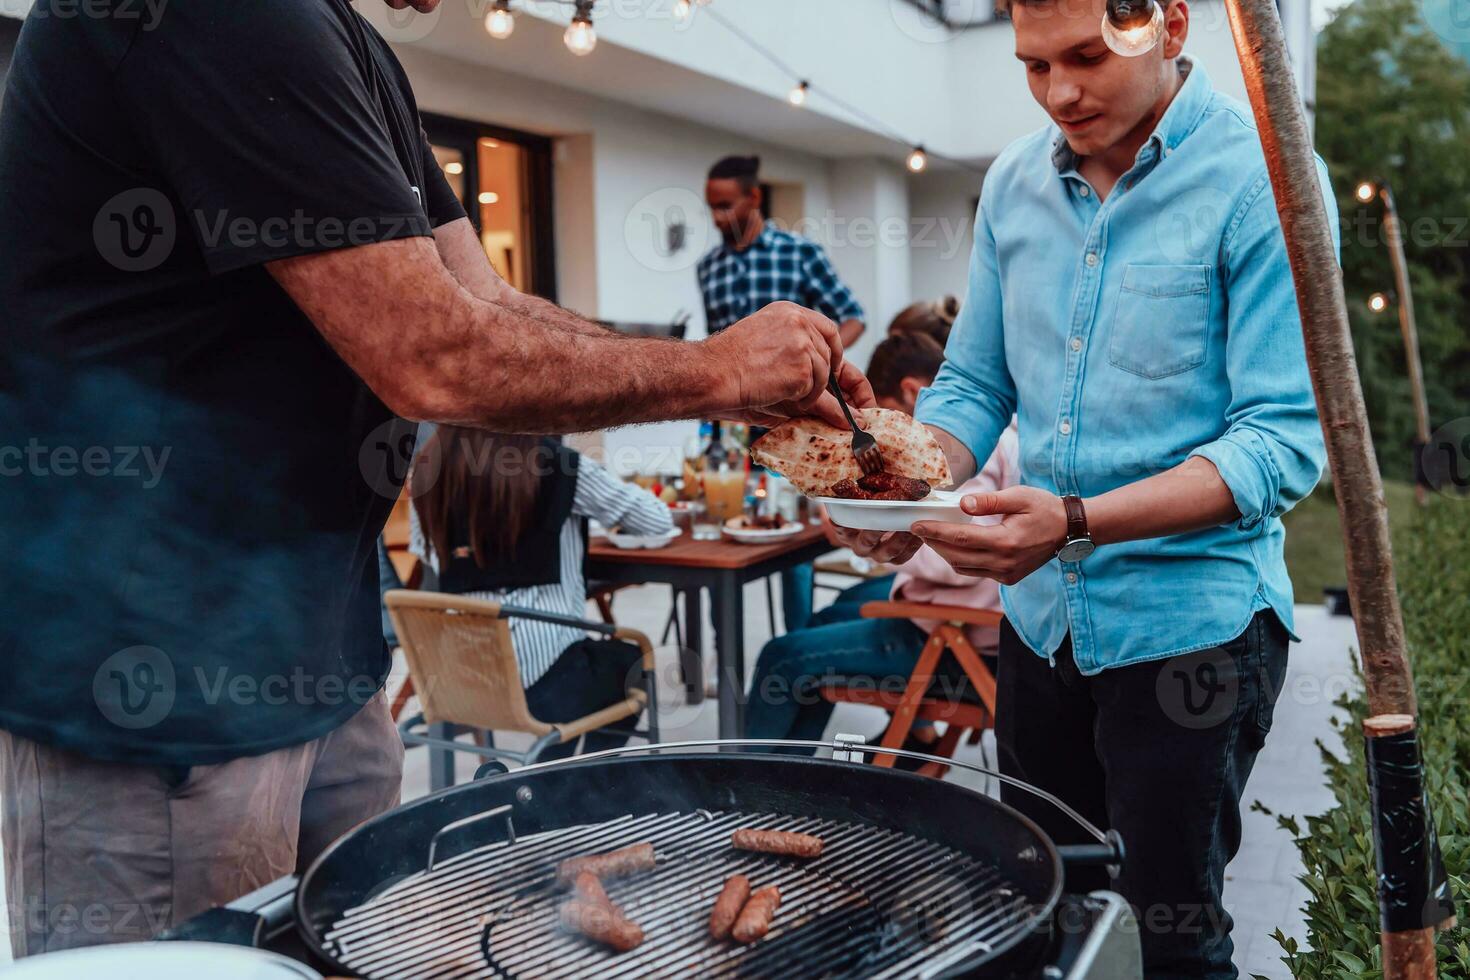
[409, 455, 673, 686]
[696, 222, 865, 334]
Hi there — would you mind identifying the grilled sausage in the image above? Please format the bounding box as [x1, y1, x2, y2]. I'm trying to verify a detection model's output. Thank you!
[558, 898, 645, 952]
[573, 871, 610, 905]
[731, 885, 782, 944]
[555, 842, 656, 886]
[731, 829, 824, 859]
[707, 874, 751, 941]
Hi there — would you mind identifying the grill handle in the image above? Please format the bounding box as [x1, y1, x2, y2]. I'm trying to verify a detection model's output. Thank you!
[428, 804, 516, 871]
[1057, 831, 1127, 872]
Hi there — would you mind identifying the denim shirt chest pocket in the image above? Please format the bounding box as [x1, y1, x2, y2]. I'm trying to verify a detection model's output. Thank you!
[1108, 263, 1212, 379]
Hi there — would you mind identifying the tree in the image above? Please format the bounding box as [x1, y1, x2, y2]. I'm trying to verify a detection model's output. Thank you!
[1315, 0, 1470, 480]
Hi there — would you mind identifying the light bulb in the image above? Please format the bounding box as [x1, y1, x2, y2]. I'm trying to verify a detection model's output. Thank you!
[674, 0, 691, 19]
[1355, 181, 1377, 203]
[1101, 0, 1164, 57]
[484, 3, 514, 39]
[564, 16, 597, 56]
[479, 191, 500, 205]
[907, 146, 928, 173]
[444, 162, 464, 175]
[1367, 292, 1389, 314]
[788, 81, 809, 107]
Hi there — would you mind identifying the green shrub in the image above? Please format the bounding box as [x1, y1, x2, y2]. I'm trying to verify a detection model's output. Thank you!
[1262, 499, 1470, 978]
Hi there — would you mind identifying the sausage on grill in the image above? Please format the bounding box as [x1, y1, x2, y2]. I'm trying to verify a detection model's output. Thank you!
[558, 898, 645, 952]
[555, 842, 656, 886]
[707, 874, 751, 941]
[572, 871, 610, 905]
[731, 885, 782, 944]
[731, 829, 824, 859]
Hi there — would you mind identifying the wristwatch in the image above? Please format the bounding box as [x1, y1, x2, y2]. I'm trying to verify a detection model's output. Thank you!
[1057, 494, 1095, 563]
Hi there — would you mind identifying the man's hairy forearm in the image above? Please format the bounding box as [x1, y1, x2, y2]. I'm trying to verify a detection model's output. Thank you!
[270, 236, 727, 432]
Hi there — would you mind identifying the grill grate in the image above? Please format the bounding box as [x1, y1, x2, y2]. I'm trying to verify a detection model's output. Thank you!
[323, 809, 1041, 979]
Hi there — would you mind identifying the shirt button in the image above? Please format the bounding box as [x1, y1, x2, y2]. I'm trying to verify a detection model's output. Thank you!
[1085, 252, 1099, 267]
[1070, 337, 1082, 352]
[1079, 185, 1091, 198]
[1066, 572, 1078, 584]
[1059, 420, 1072, 436]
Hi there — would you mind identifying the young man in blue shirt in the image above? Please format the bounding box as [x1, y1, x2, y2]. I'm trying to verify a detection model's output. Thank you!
[838, 0, 1336, 974]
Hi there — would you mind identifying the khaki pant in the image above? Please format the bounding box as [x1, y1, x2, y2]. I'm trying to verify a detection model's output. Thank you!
[0, 691, 404, 957]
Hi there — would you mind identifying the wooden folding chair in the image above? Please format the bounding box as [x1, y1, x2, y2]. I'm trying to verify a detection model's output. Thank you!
[385, 590, 659, 789]
[821, 601, 1002, 778]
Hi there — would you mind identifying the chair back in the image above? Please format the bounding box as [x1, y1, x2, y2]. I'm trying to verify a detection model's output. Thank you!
[384, 590, 554, 736]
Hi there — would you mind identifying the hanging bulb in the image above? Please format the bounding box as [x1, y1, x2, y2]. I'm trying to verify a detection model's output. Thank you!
[788, 81, 809, 107]
[565, 3, 597, 56]
[1355, 181, 1377, 203]
[1101, 0, 1164, 57]
[906, 146, 928, 173]
[1367, 292, 1389, 314]
[484, 0, 514, 39]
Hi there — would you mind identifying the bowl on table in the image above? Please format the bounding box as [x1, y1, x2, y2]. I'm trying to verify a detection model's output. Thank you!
[606, 527, 682, 550]
[722, 516, 803, 544]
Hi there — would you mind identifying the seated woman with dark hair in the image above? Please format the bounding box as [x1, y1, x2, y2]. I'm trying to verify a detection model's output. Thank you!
[409, 430, 672, 760]
[746, 330, 1018, 754]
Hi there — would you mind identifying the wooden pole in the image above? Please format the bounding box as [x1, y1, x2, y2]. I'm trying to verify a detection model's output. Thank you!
[1219, 0, 1441, 973]
[1380, 185, 1432, 506]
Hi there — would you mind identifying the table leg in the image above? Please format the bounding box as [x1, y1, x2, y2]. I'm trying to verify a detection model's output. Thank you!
[712, 572, 746, 739]
[678, 587, 705, 705]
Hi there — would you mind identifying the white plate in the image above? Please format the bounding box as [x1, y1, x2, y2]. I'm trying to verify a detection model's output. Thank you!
[722, 518, 804, 544]
[815, 489, 969, 533]
[2, 942, 322, 979]
[606, 527, 682, 550]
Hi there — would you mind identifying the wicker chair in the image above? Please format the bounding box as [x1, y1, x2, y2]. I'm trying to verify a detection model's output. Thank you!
[820, 601, 1001, 778]
[385, 590, 659, 788]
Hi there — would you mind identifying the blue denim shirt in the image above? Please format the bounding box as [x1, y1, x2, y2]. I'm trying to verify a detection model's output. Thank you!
[915, 58, 1337, 673]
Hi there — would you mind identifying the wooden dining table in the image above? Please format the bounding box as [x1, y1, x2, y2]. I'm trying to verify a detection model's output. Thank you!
[586, 522, 835, 738]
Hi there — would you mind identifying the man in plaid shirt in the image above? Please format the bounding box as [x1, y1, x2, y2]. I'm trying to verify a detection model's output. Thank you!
[698, 155, 866, 346]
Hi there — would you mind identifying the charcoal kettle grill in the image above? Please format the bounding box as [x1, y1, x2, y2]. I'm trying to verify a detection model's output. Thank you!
[167, 738, 1141, 978]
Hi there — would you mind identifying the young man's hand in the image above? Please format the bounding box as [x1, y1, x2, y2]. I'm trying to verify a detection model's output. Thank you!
[910, 487, 1068, 585]
[825, 526, 925, 566]
[705, 302, 875, 429]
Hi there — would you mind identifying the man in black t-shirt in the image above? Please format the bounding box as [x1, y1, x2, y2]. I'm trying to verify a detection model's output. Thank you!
[0, 0, 872, 955]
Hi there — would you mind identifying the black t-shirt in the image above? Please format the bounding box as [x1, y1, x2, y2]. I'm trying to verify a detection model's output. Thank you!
[0, 0, 465, 765]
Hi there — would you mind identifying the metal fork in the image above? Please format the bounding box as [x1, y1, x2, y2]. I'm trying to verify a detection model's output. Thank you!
[828, 369, 884, 476]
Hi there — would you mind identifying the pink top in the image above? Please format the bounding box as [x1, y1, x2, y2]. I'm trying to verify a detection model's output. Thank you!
[891, 423, 1020, 654]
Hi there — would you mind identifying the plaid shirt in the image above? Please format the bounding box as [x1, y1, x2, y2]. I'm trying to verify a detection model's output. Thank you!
[696, 223, 865, 334]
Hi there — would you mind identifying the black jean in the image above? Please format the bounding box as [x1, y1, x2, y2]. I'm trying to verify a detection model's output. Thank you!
[524, 638, 644, 762]
[996, 610, 1289, 980]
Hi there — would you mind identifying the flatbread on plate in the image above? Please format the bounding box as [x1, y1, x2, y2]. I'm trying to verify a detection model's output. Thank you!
[750, 409, 952, 497]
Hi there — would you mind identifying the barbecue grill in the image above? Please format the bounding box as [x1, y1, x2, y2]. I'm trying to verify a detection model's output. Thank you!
[166, 739, 1141, 978]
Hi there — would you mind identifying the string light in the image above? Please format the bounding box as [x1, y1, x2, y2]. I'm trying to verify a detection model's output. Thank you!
[479, 191, 501, 205]
[788, 80, 809, 107]
[1102, 0, 1164, 57]
[565, 0, 597, 56]
[907, 146, 928, 173]
[484, 0, 514, 39]
[1368, 292, 1389, 314]
[444, 162, 464, 175]
[674, 0, 692, 20]
[1356, 181, 1378, 203]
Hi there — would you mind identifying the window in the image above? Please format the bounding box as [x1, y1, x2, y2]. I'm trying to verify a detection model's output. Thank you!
[422, 114, 557, 301]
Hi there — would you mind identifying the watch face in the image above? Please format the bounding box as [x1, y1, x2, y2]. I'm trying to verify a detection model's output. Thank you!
[1058, 539, 1095, 563]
